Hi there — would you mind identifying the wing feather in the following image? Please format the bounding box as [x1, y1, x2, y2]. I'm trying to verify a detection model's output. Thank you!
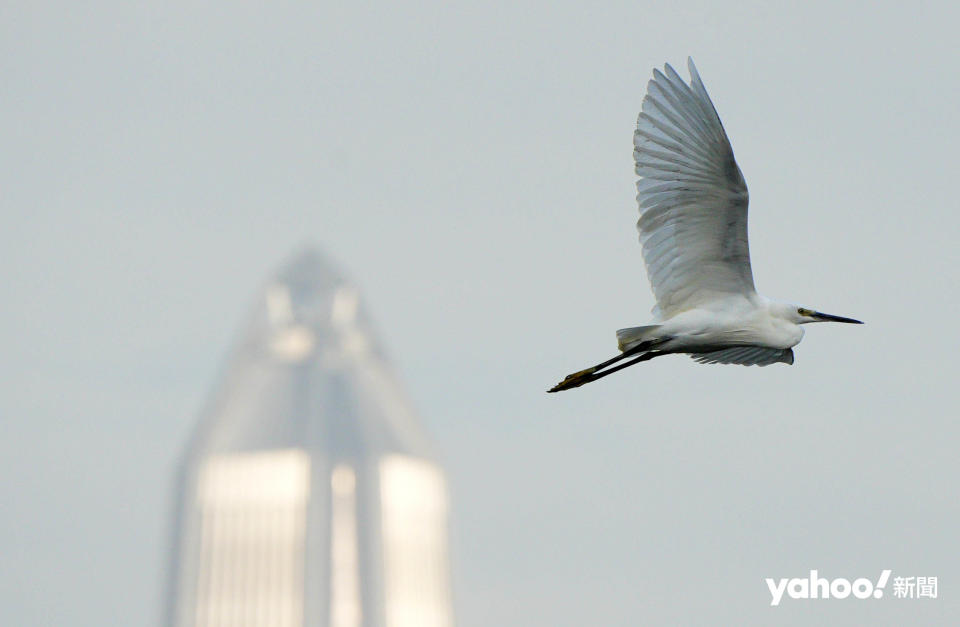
[635, 58, 754, 318]
[691, 347, 794, 367]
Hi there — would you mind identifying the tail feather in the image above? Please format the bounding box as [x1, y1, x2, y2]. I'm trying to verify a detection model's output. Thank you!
[616, 324, 661, 351]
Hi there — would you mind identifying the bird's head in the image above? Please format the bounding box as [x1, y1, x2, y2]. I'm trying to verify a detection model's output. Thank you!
[791, 306, 863, 325]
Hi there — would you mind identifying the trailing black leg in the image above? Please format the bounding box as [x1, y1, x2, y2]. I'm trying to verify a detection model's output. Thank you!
[548, 344, 668, 392]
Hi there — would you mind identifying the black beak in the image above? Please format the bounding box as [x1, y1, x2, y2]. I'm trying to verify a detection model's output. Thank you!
[813, 311, 863, 324]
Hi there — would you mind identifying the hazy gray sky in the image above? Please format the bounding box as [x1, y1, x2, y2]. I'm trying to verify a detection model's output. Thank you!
[2, 1, 958, 625]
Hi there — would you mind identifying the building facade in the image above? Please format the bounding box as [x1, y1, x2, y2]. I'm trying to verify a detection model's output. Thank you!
[166, 249, 454, 627]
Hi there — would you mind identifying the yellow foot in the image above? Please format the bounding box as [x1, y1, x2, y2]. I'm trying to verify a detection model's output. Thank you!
[564, 367, 595, 381]
[547, 367, 597, 393]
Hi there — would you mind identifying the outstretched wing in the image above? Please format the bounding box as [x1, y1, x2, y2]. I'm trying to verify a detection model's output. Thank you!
[691, 347, 794, 367]
[635, 58, 755, 319]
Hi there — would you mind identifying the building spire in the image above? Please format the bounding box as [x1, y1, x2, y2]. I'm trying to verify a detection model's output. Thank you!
[166, 247, 453, 627]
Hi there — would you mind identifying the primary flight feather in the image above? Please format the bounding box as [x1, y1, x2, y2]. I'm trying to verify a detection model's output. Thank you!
[548, 58, 861, 393]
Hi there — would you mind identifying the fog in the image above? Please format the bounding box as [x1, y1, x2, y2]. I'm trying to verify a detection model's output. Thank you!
[2, 1, 958, 625]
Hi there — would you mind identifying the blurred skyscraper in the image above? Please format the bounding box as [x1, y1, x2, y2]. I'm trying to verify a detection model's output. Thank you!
[165, 248, 454, 627]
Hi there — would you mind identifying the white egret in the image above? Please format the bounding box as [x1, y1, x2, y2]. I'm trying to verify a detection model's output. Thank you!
[549, 58, 862, 393]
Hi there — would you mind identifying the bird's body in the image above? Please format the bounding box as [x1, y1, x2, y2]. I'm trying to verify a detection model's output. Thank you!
[549, 59, 861, 392]
[637, 298, 804, 352]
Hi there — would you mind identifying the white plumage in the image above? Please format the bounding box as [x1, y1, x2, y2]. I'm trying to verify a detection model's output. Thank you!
[549, 58, 861, 393]
[635, 60, 752, 318]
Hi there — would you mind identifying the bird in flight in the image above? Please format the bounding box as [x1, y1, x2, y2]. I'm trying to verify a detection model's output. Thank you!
[549, 58, 862, 393]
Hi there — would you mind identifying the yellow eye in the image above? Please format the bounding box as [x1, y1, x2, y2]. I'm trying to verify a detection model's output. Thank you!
[797, 307, 813, 316]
